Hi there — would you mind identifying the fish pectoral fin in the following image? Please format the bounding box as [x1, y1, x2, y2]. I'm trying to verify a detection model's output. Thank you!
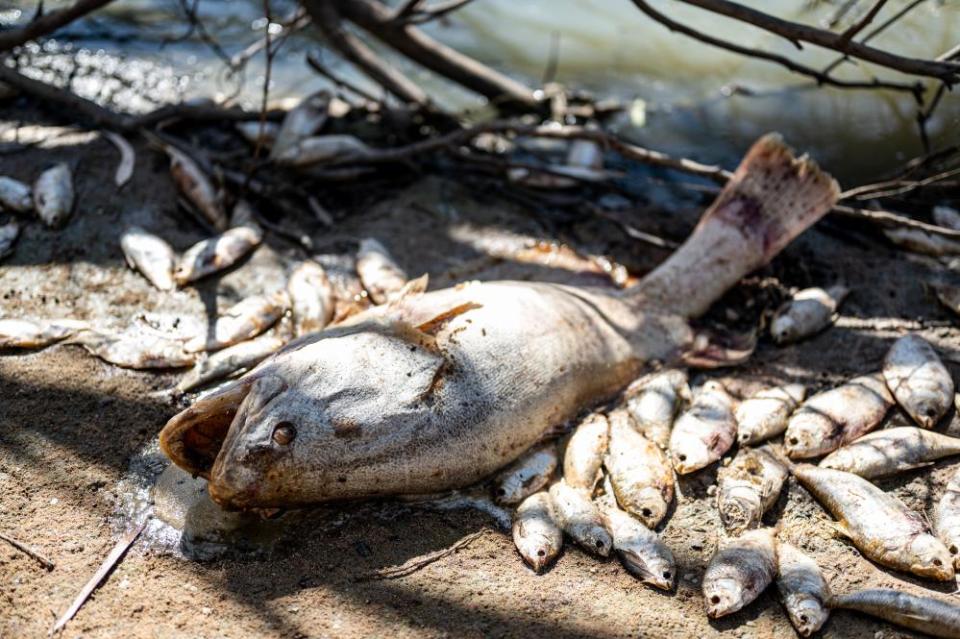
[416, 302, 483, 336]
[895, 461, 935, 474]
[829, 521, 852, 540]
[901, 612, 933, 623]
[388, 274, 429, 304]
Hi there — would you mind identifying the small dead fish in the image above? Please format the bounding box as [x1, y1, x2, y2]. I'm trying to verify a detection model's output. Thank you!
[563, 412, 609, 492]
[0, 318, 88, 348]
[120, 226, 176, 291]
[669, 380, 737, 474]
[174, 225, 263, 286]
[784, 373, 893, 459]
[829, 588, 960, 639]
[0, 219, 19, 259]
[103, 131, 135, 188]
[717, 445, 787, 535]
[936, 467, 960, 568]
[703, 528, 778, 618]
[820, 427, 960, 478]
[0, 176, 33, 212]
[512, 491, 562, 572]
[236, 121, 280, 148]
[736, 383, 806, 445]
[885, 227, 960, 257]
[605, 408, 674, 527]
[165, 145, 227, 231]
[493, 444, 557, 505]
[273, 134, 370, 167]
[33, 163, 74, 228]
[770, 285, 848, 344]
[934, 205, 960, 231]
[600, 502, 676, 590]
[794, 464, 954, 580]
[356, 238, 408, 305]
[624, 369, 690, 448]
[776, 542, 830, 637]
[287, 260, 336, 336]
[314, 253, 371, 322]
[883, 334, 954, 428]
[548, 479, 612, 557]
[270, 91, 330, 159]
[177, 333, 287, 393]
[71, 328, 196, 369]
[184, 291, 289, 353]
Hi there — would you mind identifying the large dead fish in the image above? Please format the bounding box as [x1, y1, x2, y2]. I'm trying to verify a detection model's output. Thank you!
[157, 135, 840, 510]
[717, 445, 787, 535]
[794, 464, 954, 580]
[828, 589, 960, 639]
[120, 226, 177, 291]
[702, 528, 778, 618]
[883, 334, 954, 428]
[819, 427, 960, 478]
[173, 225, 263, 286]
[776, 542, 830, 637]
[0, 318, 88, 348]
[623, 369, 689, 448]
[669, 380, 737, 474]
[33, 163, 74, 228]
[184, 291, 289, 353]
[604, 408, 674, 528]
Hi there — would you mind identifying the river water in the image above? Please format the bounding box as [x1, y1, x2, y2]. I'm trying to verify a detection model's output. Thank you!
[5, 0, 960, 182]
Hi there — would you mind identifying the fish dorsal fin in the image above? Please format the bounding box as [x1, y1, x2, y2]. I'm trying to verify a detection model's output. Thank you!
[388, 274, 429, 305]
[416, 302, 483, 336]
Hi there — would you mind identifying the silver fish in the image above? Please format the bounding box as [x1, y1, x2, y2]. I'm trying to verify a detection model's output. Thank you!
[165, 145, 227, 231]
[934, 205, 960, 231]
[703, 528, 778, 618]
[177, 333, 288, 393]
[104, 131, 135, 188]
[562, 412, 609, 492]
[785, 373, 893, 459]
[736, 383, 806, 445]
[356, 238, 408, 305]
[548, 479, 612, 557]
[770, 285, 848, 344]
[33, 163, 74, 228]
[936, 467, 960, 569]
[600, 502, 676, 590]
[717, 445, 787, 535]
[883, 334, 954, 428]
[493, 444, 557, 505]
[624, 368, 690, 448]
[174, 225, 263, 286]
[512, 491, 562, 572]
[605, 408, 674, 527]
[820, 427, 960, 478]
[566, 139, 603, 170]
[120, 226, 176, 291]
[794, 464, 954, 580]
[0, 219, 18, 259]
[0, 176, 33, 212]
[0, 318, 88, 348]
[236, 121, 280, 148]
[71, 328, 196, 369]
[270, 91, 330, 159]
[776, 542, 830, 637]
[670, 380, 737, 474]
[829, 589, 960, 639]
[287, 260, 336, 336]
[184, 291, 289, 353]
[272, 135, 370, 167]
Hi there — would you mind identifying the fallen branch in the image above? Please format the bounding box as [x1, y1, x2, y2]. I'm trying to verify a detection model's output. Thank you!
[356, 529, 486, 581]
[837, 0, 889, 43]
[394, 0, 478, 25]
[0, 531, 55, 570]
[0, 0, 116, 52]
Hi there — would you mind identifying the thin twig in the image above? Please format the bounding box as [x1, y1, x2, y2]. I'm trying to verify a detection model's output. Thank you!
[306, 50, 383, 105]
[356, 530, 486, 581]
[0, 531, 55, 570]
[838, 0, 889, 43]
[399, 0, 478, 25]
[821, 0, 929, 77]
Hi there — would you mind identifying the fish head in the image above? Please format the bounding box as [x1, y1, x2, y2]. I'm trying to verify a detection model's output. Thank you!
[670, 436, 712, 474]
[908, 534, 955, 581]
[160, 320, 448, 509]
[783, 413, 836, 459]
[769, 311, 801, 344]
[620, 547, 676, 590]
[718, 487, 762, 535]
[703, 577, 744, 618]
[630, 486, 670, 528]
[514, 531, 559, 573]
[784, 594, 828, 637]
[907, 392, 947, 428]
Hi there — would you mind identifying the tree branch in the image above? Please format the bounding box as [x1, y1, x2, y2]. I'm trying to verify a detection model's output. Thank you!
[0, 0, 116, 52]
[838, 0, 889, 43]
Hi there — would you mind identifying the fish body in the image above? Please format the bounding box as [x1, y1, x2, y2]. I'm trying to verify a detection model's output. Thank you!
[885, 228, 960, 256]
[270, 91, 330, 159]
[600, 503, 676, 590]
[236, 121, 280, 148]
[669, 381, 737, 474]
[776, 542, 830, 637]
[605, 408, 674, 527]
[0, 176, 33, 212]
[784, 373, 893, 459]
[702, 528, 777, 618]
[287, 260, 336, 336]
[356, 238, 408, 304]
[72, 328, 196, 369]
[174, 225, 263, 285]
[493, 444, 557, 505]
[0, 219, 18, 259]
[770, 285, 848, 344]
[935, 467, 960, 569]
[829, 589, 960, 639]
[883, 334, 954, 428]
[120, 226, 176, 291]
[717, 445, 787, 534]
[820, 427, 960, 478]
[624, 369, 689, 448]
[166, 146, 227, 231]
[736, 383, 805, 445]
[273, 135, 369, 167]
[793, 465, 954, 580]
[935, 206, 960, 231]
[562, 412, 609, 492]
[33, 163, 74, 228]
[0, 318, 88, 348]
[512, 491, 562, 572]
[184, 291, 289, 353]
[548, 479, 612, 557]
[177, 334, 288, 393]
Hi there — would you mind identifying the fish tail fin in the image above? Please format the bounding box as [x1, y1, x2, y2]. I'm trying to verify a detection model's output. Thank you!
[631, 134, 840, 318]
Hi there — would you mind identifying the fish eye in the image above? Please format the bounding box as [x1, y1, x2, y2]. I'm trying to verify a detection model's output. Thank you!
[799, 614, 808, 623]
[925, 407, 938, 418]
[641, 507, 652, 517]
[272, 421, 297, 445]
[710, 595, 720, 604]
[677, 454, 687, 461]
[788, 437, 799, 445]
[934, 558, 943, 566]
[537, 549, 546, 557]
[950, 545, 958, 555]
[662, 571, 671, 579]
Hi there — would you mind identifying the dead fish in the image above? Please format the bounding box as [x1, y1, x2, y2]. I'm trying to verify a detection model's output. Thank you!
[784, 373, 893, 459]
[177, 333, 288, 393]
[717, 445, 787, 535]
[493, 444, 557, 505]
[770, 285, 848, 344]
[287, 260, 336, 336]
[624, 369, 690, 448]
[885, 228, 960, 257]
[0, 176, 33, 212]
[184, 291, 289, 353]
[103, 131, 135, 188]
[272, 135, 370, 167]
[512, 491, 562, 572]
[314, 253, 371, 322]
[934, 205, 960, 231]
[120, 226, 176, 291]
[600, 502, 676, 590]
[736, 383, 806, 445]
[563, 412, 609, 492]
[820, 427, 960, 478]
[548, 480, 612, 557]
[566, 138, 603, 170]
[270, 91, 330, 159]
[936, 467, 960, 568]
[0, 318, 88, 348]
[71, 328, 196, 369]
[829, 589, 960, 639]
[883, 334, 954, 428]
[605, 408, 674, 527]
[236, 121, 280, 148]
[794, 464, 954, 580]
[356, 238, 408, 305]
[669, 380, 737, 474]
[173, 225, 263, 286]
[0, 219, 19, 259]
[164, 145, 227, 231]
[776, 542, 830, 637]
[33, 163, 74, 228]
[703, 528, 777, 618]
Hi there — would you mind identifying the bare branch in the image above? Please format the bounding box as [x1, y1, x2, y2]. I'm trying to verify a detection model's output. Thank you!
[306, 51, 383, 105]
[398, 0, 478, 25]
[390, 0, 426, 21]
[821, 0, 928, 77]
[0, 0, 115, 52]
[838, 0, 888, 43]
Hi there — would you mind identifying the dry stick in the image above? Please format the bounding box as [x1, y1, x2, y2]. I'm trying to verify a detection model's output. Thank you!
[838, 0, 889, 43]
[306, 51, 383, 104]
[357, 530, 486, 581]
[0, 0, 116, 51]
[0, 531, 55, 570]
[50, 518, 148, 636]
[939, 43, 960, 62]
[399, 0, 478, 25]
[821, 0, 930, 77]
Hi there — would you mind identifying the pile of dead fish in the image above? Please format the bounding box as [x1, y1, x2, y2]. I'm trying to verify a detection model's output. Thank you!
[502, 331, 960, 638]
[0, 162, 75, 258]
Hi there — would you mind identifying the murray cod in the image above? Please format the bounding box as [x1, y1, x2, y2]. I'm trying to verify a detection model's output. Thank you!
[160, 135, 839, 510]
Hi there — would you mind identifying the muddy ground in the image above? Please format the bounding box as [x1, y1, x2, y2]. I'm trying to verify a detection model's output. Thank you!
[3, 110, 960, 639]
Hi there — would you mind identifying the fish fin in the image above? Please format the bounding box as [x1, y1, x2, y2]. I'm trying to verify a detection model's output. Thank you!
[416, 302, 483, 336]
[388, 274, 429, 304]
[829, 521, 852, 540]
[896, 461, 936, 474]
